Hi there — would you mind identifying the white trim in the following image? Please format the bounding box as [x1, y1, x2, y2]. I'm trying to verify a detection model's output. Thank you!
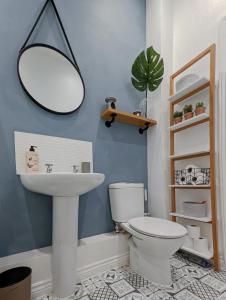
[32, 252, 129, 299]
[0, 232, 129, 300]
[218, 17, 226, 270]
[146, 0, 173, 219]
[32, 279, 52, 300]
[218, 72, 226, 266]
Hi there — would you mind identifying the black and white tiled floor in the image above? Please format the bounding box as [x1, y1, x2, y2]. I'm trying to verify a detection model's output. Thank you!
[40, 254, 226, 300]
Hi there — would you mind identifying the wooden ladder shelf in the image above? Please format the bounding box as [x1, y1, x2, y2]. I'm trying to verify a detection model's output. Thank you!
[169, 44, 219, 271]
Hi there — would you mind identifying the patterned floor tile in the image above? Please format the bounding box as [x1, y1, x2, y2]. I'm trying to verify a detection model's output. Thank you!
[171, 266, 186, 281]
[125, 272, 149, 289]
[170, 257, 187, 269]
[73, 283, 88, 299]
[179, 265, 209, 279]
[110, 279, 135, 297]
[101, 269, 124, 283]
[218, 291, 226, 299]
[114, 266, 132, 280]
[138, 283, 159, 296]
[39, 253, 226, 300]
[163, 277, 193, 294]
[210, 270, 226, 283]
[201, 275, 226, 293]
[147, 290, 175, 299]
[119, 291, 147, 300]
[187, 279, 220, 299]
[174, 289, 201, 300]
[173, 253, 190, 264]
[81, 275, 107, 293]
[89, 286, 118, 300]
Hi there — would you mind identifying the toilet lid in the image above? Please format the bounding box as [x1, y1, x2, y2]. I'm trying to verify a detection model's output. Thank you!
[128, 217, 187, 239]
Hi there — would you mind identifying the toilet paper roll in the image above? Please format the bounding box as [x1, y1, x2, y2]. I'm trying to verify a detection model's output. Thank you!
[183, 236, 194, 248]
[187, 225, 201, 239]
[194, 237, 209, 253]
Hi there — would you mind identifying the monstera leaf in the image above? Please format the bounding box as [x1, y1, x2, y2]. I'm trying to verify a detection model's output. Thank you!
[131, 46, 164, 93]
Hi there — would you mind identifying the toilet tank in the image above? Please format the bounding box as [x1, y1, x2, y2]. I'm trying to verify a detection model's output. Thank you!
[109, 182, 144, 223]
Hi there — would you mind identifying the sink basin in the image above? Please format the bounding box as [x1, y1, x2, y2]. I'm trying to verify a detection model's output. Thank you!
[20, 172, 105, 196]
[20, 172, 105, 298]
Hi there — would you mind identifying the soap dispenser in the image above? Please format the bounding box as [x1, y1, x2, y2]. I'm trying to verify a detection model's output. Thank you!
[26, 146, 39, 173]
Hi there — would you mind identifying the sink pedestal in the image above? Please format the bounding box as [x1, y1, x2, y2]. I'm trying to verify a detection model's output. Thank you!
[20, 172, 105, 298]
[52, 196, 79, 298]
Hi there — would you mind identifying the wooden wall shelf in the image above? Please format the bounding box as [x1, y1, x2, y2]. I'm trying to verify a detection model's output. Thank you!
[101, 108, 157, 134]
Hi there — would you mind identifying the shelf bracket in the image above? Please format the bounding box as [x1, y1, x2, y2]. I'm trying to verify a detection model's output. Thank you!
[105, 113, 117, 128]
[139, 122, 150, 134]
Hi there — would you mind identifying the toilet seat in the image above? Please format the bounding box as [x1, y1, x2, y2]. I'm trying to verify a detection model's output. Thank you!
[128, 217, 187, 239]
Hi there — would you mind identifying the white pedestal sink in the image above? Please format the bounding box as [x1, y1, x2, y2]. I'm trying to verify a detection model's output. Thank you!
[20, 172, 105, 299]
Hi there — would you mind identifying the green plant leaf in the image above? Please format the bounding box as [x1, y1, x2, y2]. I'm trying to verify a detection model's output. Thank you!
[132, 51, 148, 81]
[148, 78, 163, 91]
[131, 46, 164, 93]
[131, 78, 147, 92]
[132, 62, 146, 81]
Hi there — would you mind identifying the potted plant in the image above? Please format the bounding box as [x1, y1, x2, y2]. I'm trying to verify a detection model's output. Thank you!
[195, 102, 206, 116]
[131, 46, 164, 116]
[183, 104, 193, 120]
[173, 111, 183, 124]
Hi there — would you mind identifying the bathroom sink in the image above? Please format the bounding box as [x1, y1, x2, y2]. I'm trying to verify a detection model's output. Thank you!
[20, 172, 105, 196]
[20, 172, 105, 298]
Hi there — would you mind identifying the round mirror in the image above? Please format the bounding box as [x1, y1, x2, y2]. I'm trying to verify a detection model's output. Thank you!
[17, 44, 85, 114]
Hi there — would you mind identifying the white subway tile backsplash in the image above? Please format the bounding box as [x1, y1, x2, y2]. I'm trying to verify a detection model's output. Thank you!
[14, 131, 93, 174]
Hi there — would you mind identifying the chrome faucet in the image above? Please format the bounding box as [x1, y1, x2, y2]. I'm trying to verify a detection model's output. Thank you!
[72, 165, 79, 173]
[45, 163, 53, 173]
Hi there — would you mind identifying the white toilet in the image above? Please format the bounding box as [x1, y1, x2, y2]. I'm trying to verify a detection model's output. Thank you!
[109, 182, 187, 286]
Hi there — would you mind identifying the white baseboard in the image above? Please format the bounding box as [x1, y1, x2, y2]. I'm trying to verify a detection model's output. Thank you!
[32, 252, 129, 299]
[0, 232, 129, 299]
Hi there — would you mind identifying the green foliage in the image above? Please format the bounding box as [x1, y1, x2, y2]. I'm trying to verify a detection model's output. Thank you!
[173, 111, 183, 118]
[196, 102, 204, 108]
[183, 104, 193, 113]
[131, 46, 164, 93]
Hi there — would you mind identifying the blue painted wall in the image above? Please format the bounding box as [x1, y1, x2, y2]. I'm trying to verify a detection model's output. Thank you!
[0, 0, 146, 257]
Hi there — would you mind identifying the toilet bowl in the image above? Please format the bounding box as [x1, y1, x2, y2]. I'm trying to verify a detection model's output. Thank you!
[109, 182, 187, 286]
[121, 217, 186, 285]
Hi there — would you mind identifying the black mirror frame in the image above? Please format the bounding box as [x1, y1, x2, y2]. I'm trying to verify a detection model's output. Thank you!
[17, 0, 86, 115]
[17, 43, 85, 115]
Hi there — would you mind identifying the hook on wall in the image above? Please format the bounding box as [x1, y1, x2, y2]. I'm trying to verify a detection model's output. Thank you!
[105, 113, 117, 128]
[139, 122, 150, 134]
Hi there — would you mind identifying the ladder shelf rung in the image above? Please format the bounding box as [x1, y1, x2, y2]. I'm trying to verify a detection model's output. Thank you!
[168, 77, 210, 105]
[169, 185, 211, 189]
[169, 113, 209, 133]
[169, 150, 210, 161]
[180, 246, 213, 260]
[169, 212, 212, 223]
